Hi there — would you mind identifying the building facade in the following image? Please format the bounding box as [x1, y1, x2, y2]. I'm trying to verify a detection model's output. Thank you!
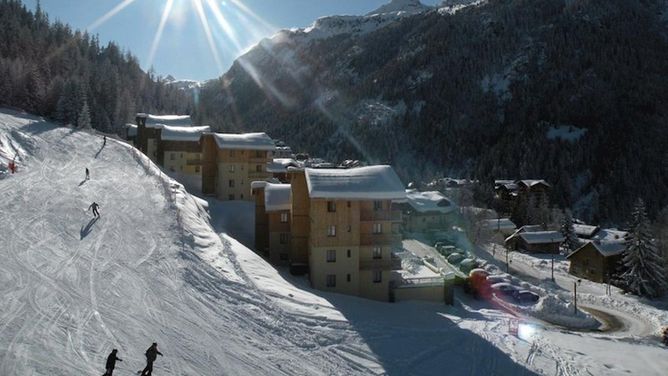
[201, 133, 275, 201]
[567, 241, 625, 283]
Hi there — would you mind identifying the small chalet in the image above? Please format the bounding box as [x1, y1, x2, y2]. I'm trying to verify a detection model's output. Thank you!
[572, 223, 600, 240]
[505, 225, 564, 253]
[567, 241, 625, 283]
[399, 190, 456, 232]
[481, 218, 517, 236]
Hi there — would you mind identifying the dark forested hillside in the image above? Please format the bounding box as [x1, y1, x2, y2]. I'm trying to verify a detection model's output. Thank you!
[0, 0, 192, 133]
[197, 0, 668, 224]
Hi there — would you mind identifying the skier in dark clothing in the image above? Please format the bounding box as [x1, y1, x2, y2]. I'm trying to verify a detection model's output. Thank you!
[102, 349, 122, 376]
[140, 342, 163, 375]
[103, 135, 107, 146]
[89, 202, 100, 217]
[85, 167, 90, 180]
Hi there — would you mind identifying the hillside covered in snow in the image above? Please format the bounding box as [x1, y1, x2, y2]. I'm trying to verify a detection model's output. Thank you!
[195, 0, 668, 224]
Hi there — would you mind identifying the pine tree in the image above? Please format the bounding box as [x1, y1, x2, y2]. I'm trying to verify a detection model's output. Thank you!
[560, 209, 580, 254]
[78, 100, 91, 129]
[619, 199, 668, 298]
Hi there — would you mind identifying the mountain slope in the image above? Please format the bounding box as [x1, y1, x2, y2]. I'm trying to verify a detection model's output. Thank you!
[196, 0, 668, 223]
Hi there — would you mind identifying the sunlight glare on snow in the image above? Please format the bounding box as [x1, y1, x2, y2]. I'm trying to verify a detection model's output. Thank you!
[518, 323, 538, 342]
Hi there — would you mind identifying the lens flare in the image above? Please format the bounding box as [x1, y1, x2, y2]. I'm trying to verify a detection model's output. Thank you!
[147, 0, 175, 68]
[86, 0, 138, 31]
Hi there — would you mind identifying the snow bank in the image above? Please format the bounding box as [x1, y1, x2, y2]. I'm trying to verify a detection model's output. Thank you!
[305, 165, 406, 200]
[528, 294, 599, 329]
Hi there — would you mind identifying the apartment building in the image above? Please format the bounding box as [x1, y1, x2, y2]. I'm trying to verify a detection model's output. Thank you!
[159, 125, 210, 190]
[290, 165, 406, 301]
[201, 132, 275, 201]
[251, 182, 292, 265]
[135, 114, 193, 162]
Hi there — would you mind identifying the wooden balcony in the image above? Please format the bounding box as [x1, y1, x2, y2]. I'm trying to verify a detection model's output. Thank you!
[360, 233, 402, 246]
[360, 210, 402, 222]
[360, 254, 402, 270]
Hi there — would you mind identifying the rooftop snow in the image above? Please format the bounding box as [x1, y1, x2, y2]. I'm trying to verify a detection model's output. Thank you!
[126, 123, 137, 136]
[264, 183, 292, 212]
[592, 228, 628, 243]
[518, 231, 564, 245]
[305, 165, 406, 200]
[573, 224, 600, 238]
[145, 114, 192, 128]
[481, 218, 516, 231]
[212, 133, 276, 151]
[568, 241, 626, 259]
[405, 190, 455, 214]
[160, 125, 211, 142]
[266, 158, 302, 173]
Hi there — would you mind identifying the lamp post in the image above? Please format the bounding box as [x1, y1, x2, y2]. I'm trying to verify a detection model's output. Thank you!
[551, 253, 555, 282]
[573, 279, 582, 314]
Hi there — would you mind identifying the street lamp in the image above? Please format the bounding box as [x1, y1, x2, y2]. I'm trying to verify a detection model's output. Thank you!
[573, 279, 582, 314]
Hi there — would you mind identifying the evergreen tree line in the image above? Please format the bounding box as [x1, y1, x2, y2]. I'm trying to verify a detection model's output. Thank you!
[0, 0, 192, 133]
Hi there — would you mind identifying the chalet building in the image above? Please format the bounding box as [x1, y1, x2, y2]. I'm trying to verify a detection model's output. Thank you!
[398, 190, 456, 233]
[135, 114, 193, 162]
[266, 158, 302, 183]
[481, 218, 517, 236]
[159, 125, 210, 190]
[572, 224, 600, 240]
[287, 165, 405, 301]
[567, 241, 625, 283]
[505, 225, 564, 253]
[201, 132, 275, 201]
[494, 179, 551, 214]
[252, 182, 292, 265]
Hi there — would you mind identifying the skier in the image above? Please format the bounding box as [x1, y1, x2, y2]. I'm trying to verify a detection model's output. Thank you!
[103, 135, 107, 146]
[89, 202, 100, 217]
[85, 167, 90, 180]
[139, 342, 163, 376]
[102, 349, 122, 376]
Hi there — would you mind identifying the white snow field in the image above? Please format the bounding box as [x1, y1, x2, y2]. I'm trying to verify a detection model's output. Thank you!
[1, 108, 666, 376]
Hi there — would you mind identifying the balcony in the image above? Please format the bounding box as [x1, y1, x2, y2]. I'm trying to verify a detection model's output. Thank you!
[360, 254, 402, 270]
[360, 210, 402, 222]
[360, 233, 402, 246]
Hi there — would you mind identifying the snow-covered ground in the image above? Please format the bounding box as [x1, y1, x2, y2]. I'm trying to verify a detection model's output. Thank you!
[1, 108, 666, 375]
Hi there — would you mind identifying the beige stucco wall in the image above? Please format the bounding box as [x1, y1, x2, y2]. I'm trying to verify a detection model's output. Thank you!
[359, 270, 390, 301]
[393, 284, 445, 303]
[214, 149, 271, 201]
[163, 151, 202, 175]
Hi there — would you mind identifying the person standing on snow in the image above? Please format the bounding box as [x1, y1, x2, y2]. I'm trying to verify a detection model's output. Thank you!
[102, 349, 122, 376]
[140, 342, 163, 376]
[89, 202, 100, 217]
[85, 167, 90, 180]
[103, 135, 107, 146]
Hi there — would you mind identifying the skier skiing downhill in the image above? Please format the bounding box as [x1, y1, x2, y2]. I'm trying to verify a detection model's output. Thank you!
[85, 167, 90, 180]
[139, 342, 163, 375]
[89, 202, 100, 217]
[102, 349, 122, 376]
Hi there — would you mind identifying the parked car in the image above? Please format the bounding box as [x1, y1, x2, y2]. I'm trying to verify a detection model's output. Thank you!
[491, 282, 520, 298]
[447, 253, 465, 265]
[513, 290, 540, 304]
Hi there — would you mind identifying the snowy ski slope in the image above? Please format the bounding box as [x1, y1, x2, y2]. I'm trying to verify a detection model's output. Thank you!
[2, 109, 666, 376]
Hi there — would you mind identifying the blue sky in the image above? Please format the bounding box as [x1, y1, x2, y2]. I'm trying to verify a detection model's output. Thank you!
[26, 0, 441, 81]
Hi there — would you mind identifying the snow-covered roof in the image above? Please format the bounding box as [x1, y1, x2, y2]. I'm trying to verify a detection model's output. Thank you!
[264, 183, 291, 212]
[212, 133, 276, 151]
[568, 241, 626, 259]
[518, 225, 544, 233]
[518, 231, 564, 245]
[305, 165, 406, 200]
[126, 123, 137, 137]
[266, 158, 302, 173]
[592, 228, 628, 243]
[145, 114, 192, 128]
[481, 218, 516, 231]
[518, 179, 551, 188]
[160, 125, 211, 142]
[405, 190, 455, 214]
[573, 224, 600, 238]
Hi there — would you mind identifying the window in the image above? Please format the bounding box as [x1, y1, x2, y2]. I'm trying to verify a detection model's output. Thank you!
[229, 179, 235, 188]
[280, 212, 289, 223]
[170, 153, 175, 161]
[373, 247, 382, 259]
[373, 271, 382, 283]
[256, 164, 262, 172]
[228, 194, 235, 200]
[373, 223, 383, 234]
[374, 200, 383, 211]
[327, 201, 336, 212]
[327, 225, 336, 237]
[326, 249, 336, 262]
[228, 165, 235, 172]
[280, 233, 289, 244]
[347, 249, 351, 258]
[347, 274, 351, 282]
[326, 274, 336, 287]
